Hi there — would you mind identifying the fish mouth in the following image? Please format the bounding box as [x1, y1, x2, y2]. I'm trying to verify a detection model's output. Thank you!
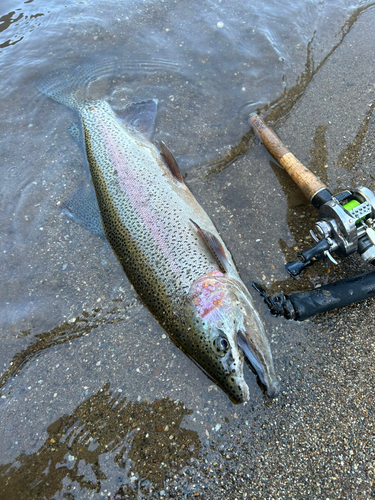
[219, 335, 250, 404]
[237, 333, 280, 398]
[224, 374, 249, 404]
[264, 379, 280, 398]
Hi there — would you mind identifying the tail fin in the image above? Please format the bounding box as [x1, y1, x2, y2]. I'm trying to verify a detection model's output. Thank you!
[38, 55, 180, 110]
[38, 70, 81, 110]
[37, 58, 117, 110]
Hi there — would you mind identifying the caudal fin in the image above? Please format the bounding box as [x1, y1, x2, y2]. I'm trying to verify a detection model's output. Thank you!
[37, 70, 81, 110]
[37, 58, 117, 110]
[38, 55, 180, 110]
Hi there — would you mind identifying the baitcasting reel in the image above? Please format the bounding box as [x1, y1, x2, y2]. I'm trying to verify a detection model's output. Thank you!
[249, 114, 375, 276]
[286, 186, 375, 276]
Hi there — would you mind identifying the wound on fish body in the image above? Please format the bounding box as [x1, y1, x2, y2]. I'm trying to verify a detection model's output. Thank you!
[38, 61, 280, 403]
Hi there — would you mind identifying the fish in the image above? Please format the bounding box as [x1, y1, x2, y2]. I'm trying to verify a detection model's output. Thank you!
[38, 64, 280, 403]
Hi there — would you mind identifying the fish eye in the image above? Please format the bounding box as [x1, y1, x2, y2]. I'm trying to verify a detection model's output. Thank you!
[214, 335, 229, 356]
[217, 337, 228, 350]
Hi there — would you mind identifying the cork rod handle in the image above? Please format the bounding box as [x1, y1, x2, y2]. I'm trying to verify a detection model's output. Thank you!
[249, 113, 328, 202]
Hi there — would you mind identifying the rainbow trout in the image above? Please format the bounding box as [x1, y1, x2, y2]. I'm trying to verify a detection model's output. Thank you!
[39, 68, 279, 402]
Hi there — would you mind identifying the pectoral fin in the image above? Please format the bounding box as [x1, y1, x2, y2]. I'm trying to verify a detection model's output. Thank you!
[190, 220, 229, 273]
[160, 141, 185, 184]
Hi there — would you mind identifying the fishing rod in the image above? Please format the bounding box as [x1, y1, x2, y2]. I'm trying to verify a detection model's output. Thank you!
[248, 113, 375, 320]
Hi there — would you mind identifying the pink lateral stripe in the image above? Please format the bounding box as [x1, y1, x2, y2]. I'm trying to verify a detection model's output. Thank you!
[96, 113, 180, 275]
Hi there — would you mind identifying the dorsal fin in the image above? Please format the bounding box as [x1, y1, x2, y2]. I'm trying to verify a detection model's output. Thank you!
[117, 99, 158, 138]
[190, 220, 229, 273]
[160, 141, 185, 184]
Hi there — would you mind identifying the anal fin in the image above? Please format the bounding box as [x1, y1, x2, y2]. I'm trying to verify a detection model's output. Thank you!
[190, 220, 229, 273]
[160, 141, 185, 184]
[68, 122, 81, 143]
[62, 182, 106, 240]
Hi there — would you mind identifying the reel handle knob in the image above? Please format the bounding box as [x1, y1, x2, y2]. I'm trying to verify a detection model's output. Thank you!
[285, 239, 331, 276]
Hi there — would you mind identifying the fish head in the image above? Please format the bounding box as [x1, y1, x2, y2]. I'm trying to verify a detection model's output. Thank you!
[189, 270, 280, 402]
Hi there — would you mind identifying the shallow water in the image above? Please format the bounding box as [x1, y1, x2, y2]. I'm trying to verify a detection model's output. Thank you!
[0, 0, 374, 498]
